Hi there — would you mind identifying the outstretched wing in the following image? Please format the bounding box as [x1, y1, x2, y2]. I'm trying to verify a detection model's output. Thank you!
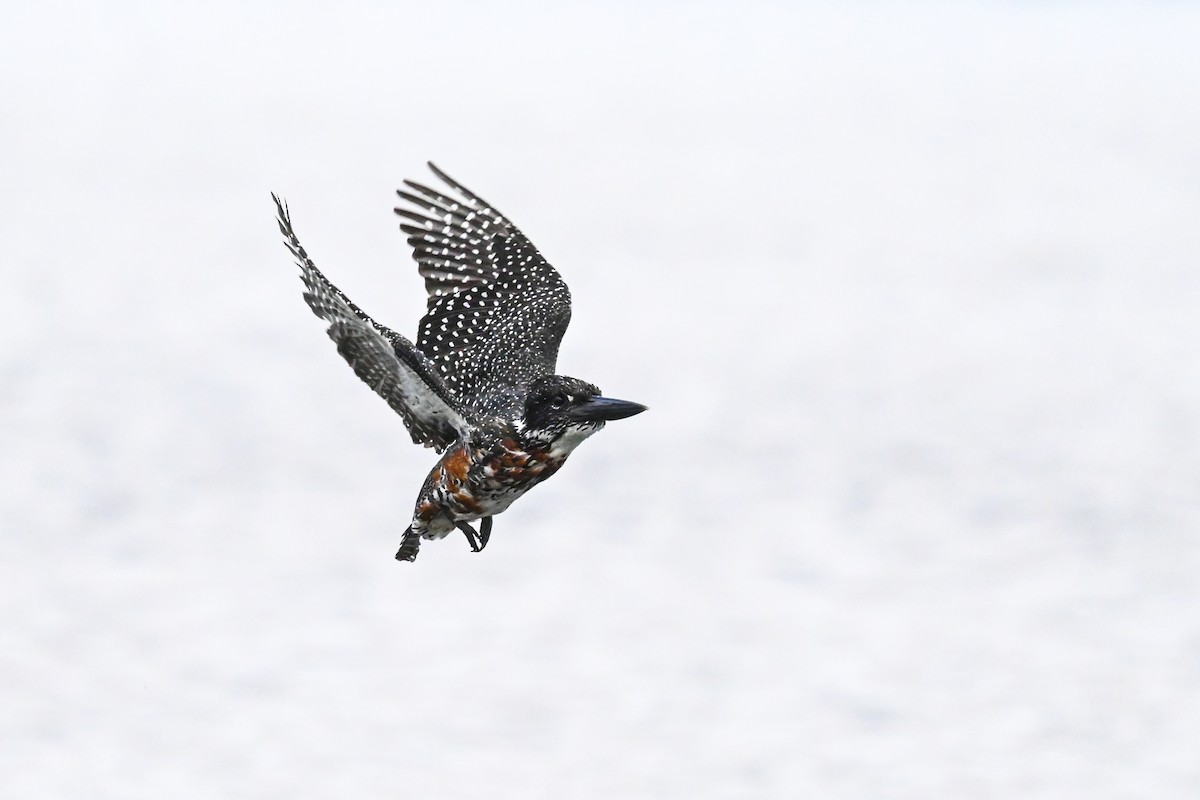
[273, 194, 473, 452]
[395, 163, 572, 415]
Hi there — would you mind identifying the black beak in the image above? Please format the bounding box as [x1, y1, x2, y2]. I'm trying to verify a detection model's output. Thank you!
[568, 396, 648, 423]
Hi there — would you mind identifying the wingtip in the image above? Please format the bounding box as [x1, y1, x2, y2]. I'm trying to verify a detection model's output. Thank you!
[426, 161, 452, 184]
[271, 192, 289, 222]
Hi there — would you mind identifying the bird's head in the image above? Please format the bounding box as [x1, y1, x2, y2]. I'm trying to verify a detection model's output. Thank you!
[519, 375, 646, 453]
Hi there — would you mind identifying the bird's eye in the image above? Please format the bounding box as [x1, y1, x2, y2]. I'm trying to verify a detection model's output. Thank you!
[549, 394, 569, 409]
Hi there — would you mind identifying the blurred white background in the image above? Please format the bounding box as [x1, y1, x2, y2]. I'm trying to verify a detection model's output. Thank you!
[3, 2, 1199, 797]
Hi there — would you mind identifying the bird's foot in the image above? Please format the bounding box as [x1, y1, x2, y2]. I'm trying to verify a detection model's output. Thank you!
[455, 520, 483, 552]
[478, 516, 493, 549]
[395, 528, 421, 562]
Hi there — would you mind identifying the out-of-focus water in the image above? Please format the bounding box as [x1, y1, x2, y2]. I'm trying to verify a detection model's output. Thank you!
[3, 3, 1199, 797]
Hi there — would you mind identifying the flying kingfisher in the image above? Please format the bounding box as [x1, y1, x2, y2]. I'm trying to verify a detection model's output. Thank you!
[273, 164, 646, 562]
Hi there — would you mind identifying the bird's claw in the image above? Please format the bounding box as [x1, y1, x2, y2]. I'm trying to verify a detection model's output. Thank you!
[455, 517, 493, 553]
[456, 520, 483, 552]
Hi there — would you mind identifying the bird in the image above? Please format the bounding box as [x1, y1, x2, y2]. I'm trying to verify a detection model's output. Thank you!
[272, 163, 646, 562]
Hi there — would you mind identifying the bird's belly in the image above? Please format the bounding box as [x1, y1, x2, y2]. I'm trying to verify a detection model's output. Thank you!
[464, 453, 564, 518]
[412, 441, 566, 534]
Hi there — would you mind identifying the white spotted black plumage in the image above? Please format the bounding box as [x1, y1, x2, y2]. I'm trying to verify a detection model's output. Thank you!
[396, 163, 572, 418]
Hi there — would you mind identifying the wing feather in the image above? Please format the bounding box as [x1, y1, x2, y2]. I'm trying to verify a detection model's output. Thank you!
[273, 193, 472, 451]
[394, 164, 572, 415]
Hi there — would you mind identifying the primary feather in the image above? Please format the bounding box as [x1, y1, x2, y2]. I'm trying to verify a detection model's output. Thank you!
[273, 193, 472, 451]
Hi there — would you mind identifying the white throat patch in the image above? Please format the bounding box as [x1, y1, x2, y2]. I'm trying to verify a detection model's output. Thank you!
[547, 422, 604, 458]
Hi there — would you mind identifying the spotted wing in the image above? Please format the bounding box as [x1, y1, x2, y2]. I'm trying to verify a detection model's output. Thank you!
[274, 194, 473, 451]
[395, 163, 572, 414]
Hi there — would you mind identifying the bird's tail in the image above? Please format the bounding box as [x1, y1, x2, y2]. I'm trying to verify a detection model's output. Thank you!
[395, 527, 421, 562]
